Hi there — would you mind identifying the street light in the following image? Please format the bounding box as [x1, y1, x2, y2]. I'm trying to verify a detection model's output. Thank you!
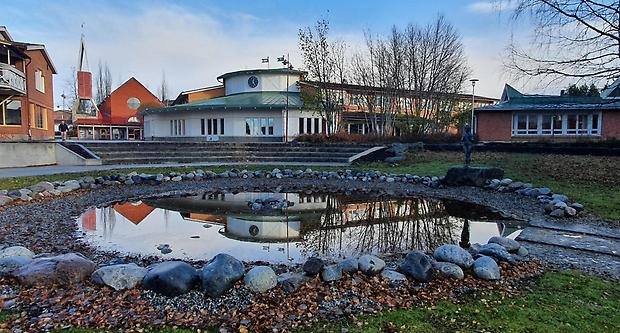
[278, 54, 293, 142]
[469, 79, 479, 133]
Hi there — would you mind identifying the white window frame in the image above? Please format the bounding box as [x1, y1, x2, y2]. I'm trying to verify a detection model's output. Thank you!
[512, 111, 602, 137]
[35, 69, 45, 93]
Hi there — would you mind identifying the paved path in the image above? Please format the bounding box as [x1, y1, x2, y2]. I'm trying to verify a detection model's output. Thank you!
[0, 162, 349, 179]
[517, 219, 620, 279]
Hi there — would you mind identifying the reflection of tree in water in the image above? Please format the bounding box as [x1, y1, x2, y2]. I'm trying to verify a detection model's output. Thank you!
[99, 206, 117, 240]
[301, 196, 464, 259]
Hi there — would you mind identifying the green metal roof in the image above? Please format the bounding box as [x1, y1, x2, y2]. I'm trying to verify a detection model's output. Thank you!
[142, 91, 303, 115]
[217, 68, 306, 80]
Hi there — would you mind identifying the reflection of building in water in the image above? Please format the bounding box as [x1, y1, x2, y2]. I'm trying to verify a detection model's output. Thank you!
[78, 192, 514, 261]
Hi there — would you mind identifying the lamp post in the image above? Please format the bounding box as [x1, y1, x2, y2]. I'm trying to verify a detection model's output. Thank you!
[278, 54, 292, 142]
[469, 79, 479, 133]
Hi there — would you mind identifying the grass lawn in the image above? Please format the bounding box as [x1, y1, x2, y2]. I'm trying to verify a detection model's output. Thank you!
[300, 270, 620, 333]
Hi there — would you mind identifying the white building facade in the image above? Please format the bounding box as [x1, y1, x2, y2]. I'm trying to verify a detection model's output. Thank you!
[143, 68, 326, 142]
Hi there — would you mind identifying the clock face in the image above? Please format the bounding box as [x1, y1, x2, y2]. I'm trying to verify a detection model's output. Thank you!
[248, 76, 259, 88]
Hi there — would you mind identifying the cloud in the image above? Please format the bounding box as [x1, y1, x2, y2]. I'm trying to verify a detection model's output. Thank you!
[467, 1, 516, 14]
[6, 1, 302, 105]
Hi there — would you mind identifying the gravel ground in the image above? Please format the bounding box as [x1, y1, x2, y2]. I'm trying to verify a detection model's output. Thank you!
[0, 177, 614, 267]
[0, 176, 616, 331]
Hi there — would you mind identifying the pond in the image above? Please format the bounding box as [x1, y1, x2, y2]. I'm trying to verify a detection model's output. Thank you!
[76, 192, 524, 263]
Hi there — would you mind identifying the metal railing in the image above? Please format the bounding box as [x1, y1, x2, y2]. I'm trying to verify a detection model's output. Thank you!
[0, 63, 26, 95]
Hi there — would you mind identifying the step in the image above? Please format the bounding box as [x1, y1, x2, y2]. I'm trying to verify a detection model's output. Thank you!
[517, 227, 620, 257]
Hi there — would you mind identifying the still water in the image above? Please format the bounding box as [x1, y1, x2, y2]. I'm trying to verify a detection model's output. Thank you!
[77, 192, 523, 263]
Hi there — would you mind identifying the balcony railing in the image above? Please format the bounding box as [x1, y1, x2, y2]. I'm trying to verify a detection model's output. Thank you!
[0, 63, 26, 96]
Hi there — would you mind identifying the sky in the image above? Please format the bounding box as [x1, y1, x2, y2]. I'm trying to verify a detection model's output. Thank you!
[3, 0, 538, 107]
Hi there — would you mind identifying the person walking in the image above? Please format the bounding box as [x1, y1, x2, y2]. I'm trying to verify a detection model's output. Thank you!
[59, 120, 69, 141]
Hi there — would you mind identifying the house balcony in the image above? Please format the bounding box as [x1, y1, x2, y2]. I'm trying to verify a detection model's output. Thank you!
[0, 63, 26, 96]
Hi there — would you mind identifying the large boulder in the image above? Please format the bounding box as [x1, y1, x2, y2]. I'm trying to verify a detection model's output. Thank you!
[320, 264, 342, 282]
[28, 181, 54, 193]
[142, 261, 199, 297]
[442, 167, 505, 187]
[244, 266, 277, 293]
[381, 270, 408, 283]
[479, 243, 516, 264]
[433, 244, 474, 269]
[399, 251, 433, 282]
[200, 254, 245, 297]
[488, 236, 520, 252]
[0, 256, 32, 277]
[432, 261, 464, 279]
[302, 257, 324, 276]
[338, 258, 359, 274]
[13, 253, 96, 287]
[0, 246, 34, 259]
[278, 272, 310, 293]
[473, 256, 500, 280]
[91, 263, 147, 290]
[358, 255, 385, 276]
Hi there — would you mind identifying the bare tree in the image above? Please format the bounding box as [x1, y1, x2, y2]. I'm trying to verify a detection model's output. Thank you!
[158, 71, 169, 104]
[350, 16, 470, 135]
[299, 17, 348, 134]
[505, 0, 620, 82]
[95, 60, 112, 105]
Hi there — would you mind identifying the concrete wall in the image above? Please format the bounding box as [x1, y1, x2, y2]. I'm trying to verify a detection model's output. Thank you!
[144, 109, 322, 142]
[224, 73, 301, 95]
[476, 112, 512, 141]
[0, 142, 56, 168]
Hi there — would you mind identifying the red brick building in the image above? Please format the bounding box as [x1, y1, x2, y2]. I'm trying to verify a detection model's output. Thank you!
[476, 84, 620, 142]
[74, 77, 162, 140]
[0, 26, 56, 141]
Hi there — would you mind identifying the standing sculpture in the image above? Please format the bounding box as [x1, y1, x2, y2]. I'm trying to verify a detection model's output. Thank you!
[461, 125, 474, 166]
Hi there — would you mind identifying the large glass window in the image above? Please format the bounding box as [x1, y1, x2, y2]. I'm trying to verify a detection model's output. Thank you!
[553, 115, 563, 134]
[591, 113, 599, 134]
[566, 114, 578, 134]
[541, 115, 552, 135]
[245, 118, 275, 136]
[1, 99, 22, 126]
[220, 118, 225, 135]
[200, 119, 205, 135]
[169, 119, 185, 136]
[314, 118, 320, 134]
[298, 118, 304, 134]
[306, 118, 312, 133]
[35, 69, 45, 93]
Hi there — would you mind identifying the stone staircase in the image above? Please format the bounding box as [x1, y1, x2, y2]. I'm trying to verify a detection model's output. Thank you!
[78, 142, 385, 165]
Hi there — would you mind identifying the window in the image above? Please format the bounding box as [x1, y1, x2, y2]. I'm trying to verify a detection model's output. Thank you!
[299, 118, 304, 134]
[30, 104, 46, 129]
[306, 118, 312, 133]
[202, 118, 223, 136]
[566, 114, 578, 134]
[0, 99, 21, 126]
[245, 118, 274, 136]
[591, 113, 600, 134]
[35, 70, 45, 93]
[314, 118, 320, 134]
[512, 113, 539, 135]
[541, 115, 552, 135]
[553, 115, 563, 135]
[169, 119, 186, 136]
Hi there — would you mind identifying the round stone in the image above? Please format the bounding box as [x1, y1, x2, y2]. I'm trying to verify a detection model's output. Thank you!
[433, 244, 474, 269]
[244, 266, 277, 293]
